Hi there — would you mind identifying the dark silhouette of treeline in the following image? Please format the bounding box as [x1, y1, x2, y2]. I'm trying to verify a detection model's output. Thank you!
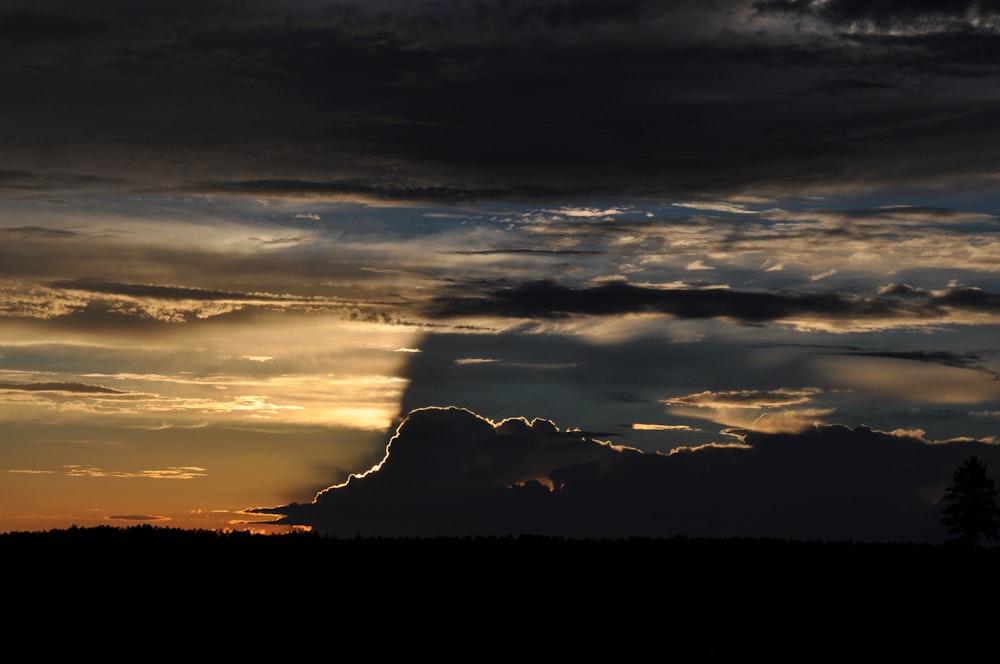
[6, 523, 999, 560]
[5, 523, 992, 650]
[0, 522, 965, 548]
[6, 522, 998, 546]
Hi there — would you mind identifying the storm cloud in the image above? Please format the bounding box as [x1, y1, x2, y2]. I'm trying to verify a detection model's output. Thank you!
[4, 0, 1000, 203]
[252, 405, 997, 543]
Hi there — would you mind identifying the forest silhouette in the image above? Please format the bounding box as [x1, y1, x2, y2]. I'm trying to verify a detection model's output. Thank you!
[6, 456, 998, 613]
[7, 457, 1000, 552]
[6, 503, 998, 645]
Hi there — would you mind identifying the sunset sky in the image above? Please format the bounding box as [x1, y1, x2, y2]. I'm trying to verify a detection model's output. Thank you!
[3, 0, 1000, 542]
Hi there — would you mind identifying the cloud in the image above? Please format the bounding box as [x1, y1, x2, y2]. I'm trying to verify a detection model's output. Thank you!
[251, 405, 1000, 542]
[179, 179, 536, 206]
[64, 465, 207, 479]
[661, 388, 821, 409]
[35, 278, 398, 325]
[4, 0, 1000, 202]
[0, 381, 127, 394]
[447, 248, 606, 256]
[106, 514, 170, 523]
[542, 207, 625, 218]
[1, 226, 80, 238]
[754, 0, 1000, 30]
[809, 269, 837, 282]
[828, 348, 996, 376]
[423, 279, 1000, 329]
[672, 201, 758, 214]
[47, 278, 287, 303]
[632, 423, 699, 431]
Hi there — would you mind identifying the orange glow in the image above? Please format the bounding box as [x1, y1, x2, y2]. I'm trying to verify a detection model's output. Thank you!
[512, 476, 558, 492]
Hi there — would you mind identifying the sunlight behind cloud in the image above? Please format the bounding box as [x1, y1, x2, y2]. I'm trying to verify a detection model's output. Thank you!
[0, 313, 418, 433]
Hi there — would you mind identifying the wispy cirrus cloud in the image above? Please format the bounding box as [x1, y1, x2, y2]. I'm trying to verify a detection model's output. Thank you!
[63, 465, 207, 479]
[4, 465, 207, 480]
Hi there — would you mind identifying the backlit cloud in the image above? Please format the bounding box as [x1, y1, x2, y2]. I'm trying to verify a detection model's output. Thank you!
[252, 406, 1000, 543]
[661, 388, 822, 409]
[63, 465, 207, 480]
[632, 423, 700, 432]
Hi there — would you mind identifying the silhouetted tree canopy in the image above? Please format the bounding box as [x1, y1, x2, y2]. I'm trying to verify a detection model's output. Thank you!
[940, 456, 1000, 547]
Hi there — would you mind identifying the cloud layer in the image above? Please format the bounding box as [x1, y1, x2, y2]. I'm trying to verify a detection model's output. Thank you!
[5, 0, 1000, 202]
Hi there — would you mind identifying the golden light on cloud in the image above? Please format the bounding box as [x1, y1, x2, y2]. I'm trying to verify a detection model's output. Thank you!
[809, 269, 837, 281]
[63, 465, 208, 479]
[750, 408, 836, 434]
[324, 405, 400, 431]
[632, 423, 699, 431]
[454, 357, 501, 365]
[818, 356, 1000, 404]
[662, 388, 822, 409]
[667, 441, 752, 455]
[0, 311, 419, 434]
[542, 207, 624, 217]
[671, 201, 758, 214]
[666, 405, 835, 433]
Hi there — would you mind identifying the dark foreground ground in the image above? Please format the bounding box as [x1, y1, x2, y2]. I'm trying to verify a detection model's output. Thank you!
[5, 525, 994, 654]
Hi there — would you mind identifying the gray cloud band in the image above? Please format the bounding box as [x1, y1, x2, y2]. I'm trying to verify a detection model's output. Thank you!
[424, 280, 1000, 323]
[3, 0, 1000, 203]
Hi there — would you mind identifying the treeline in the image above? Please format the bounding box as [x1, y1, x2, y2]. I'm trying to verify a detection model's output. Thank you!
[6, 525, 983, 655]
[4, 522, 996, 557]
[5, 524, 995, 630]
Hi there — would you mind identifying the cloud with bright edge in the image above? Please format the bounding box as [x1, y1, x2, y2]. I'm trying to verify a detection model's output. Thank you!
[250, 406, 1000, 543]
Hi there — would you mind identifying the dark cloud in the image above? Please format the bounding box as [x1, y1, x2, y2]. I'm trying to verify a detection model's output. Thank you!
[423, 279, 973, 322]
[178, 179, 566, 205]
[47, 278, 289, 302]
[1, 226, 79, 238]
[252, 405, 997, 542]
[0, 381, 126, 394]
[831, 349, 989, 371]
[447, 249, 606, 256]
[0, 169, 117, 192]
[878, 283, 928, 297]
[0, 8, 111, 41]
[3, 0, 1000, 202]
[755, 0, 1000, 28]
[932, 286, 1000, 311]
[106, 514, 169, 522]
[394, 330, 848, 439]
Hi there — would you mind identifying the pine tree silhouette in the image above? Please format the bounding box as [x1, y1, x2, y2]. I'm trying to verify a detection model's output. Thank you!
[940, 456, 1000, 547]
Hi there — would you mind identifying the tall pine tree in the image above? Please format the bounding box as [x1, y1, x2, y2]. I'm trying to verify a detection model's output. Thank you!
[940, 456, 1000, 547]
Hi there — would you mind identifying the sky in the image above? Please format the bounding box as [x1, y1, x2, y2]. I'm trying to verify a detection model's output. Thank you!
[3, 0, 1000, 542]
